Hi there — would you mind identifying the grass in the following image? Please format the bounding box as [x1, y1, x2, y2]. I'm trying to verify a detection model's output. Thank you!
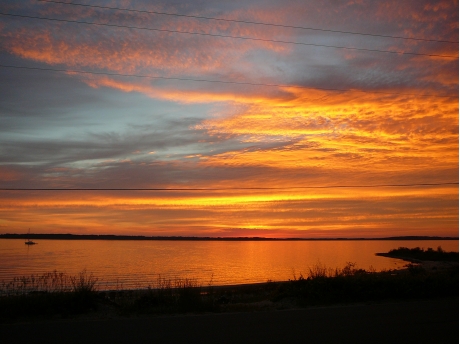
[0, 247, 458, 322]
[0, 270, 98, 321]
[272, 261, 458, 306]
[120, 277, 215, 314]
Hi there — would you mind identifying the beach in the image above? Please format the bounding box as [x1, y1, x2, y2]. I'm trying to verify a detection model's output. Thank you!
[2, 297, 458, 344]
[1, 253, 458, 344]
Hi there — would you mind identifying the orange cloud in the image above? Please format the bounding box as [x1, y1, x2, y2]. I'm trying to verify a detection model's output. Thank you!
[3, 1, 298, 78]
[82, 75, 288, 104]
[197, 86, 458, 174]
[0, 185, 457, 237]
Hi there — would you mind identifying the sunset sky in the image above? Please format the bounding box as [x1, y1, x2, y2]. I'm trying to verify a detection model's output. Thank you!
[0, 0, 458, 238]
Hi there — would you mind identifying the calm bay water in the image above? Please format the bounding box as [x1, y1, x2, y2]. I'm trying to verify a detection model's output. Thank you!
[0, 239, 458, 289]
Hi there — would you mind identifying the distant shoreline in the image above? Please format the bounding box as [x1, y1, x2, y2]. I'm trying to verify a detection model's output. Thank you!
[0, 234, 458, 241]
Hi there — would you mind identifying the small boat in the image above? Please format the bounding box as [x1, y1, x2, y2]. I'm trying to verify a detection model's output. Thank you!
[25, 229, 37, 245]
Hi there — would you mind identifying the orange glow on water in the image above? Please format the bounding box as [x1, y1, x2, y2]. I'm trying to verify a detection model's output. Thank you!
[1, 239, 458, 288]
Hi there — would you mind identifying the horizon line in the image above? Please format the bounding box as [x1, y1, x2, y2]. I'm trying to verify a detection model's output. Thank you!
[1, 233, 458, 241]
[1, 182, 458, 191]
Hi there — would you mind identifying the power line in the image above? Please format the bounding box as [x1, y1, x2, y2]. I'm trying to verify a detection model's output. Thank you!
[1, 64, 456, 99]
[0, 12, 457, 59]
[37, 0, 459, 44]
[1, 182, 458, 191]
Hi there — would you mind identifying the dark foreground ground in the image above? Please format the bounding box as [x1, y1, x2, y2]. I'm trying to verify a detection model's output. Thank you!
[2, 297, 458, 344]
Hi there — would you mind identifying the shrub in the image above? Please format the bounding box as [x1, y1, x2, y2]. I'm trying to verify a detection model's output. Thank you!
[0, 270, 99, 321]
[386, 247, 459, 262]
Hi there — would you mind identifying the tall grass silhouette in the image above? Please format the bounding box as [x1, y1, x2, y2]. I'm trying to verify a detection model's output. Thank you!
[1, 247, 458, 321]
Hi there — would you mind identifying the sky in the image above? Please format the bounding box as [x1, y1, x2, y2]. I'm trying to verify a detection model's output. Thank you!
[0, 0, 458, 238]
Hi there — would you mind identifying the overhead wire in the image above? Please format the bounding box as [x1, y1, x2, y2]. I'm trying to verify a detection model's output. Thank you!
[37, 0, 459, 44]
[0, 12, 457, 59]
[1, 182, 458, 191]
[0, 64, 456, 99]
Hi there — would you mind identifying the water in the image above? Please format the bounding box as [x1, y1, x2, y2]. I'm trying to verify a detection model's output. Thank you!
[0, 239, 457, 289]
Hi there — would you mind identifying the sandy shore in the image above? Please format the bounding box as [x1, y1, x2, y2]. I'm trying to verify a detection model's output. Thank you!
[2, 297, 458, 344]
